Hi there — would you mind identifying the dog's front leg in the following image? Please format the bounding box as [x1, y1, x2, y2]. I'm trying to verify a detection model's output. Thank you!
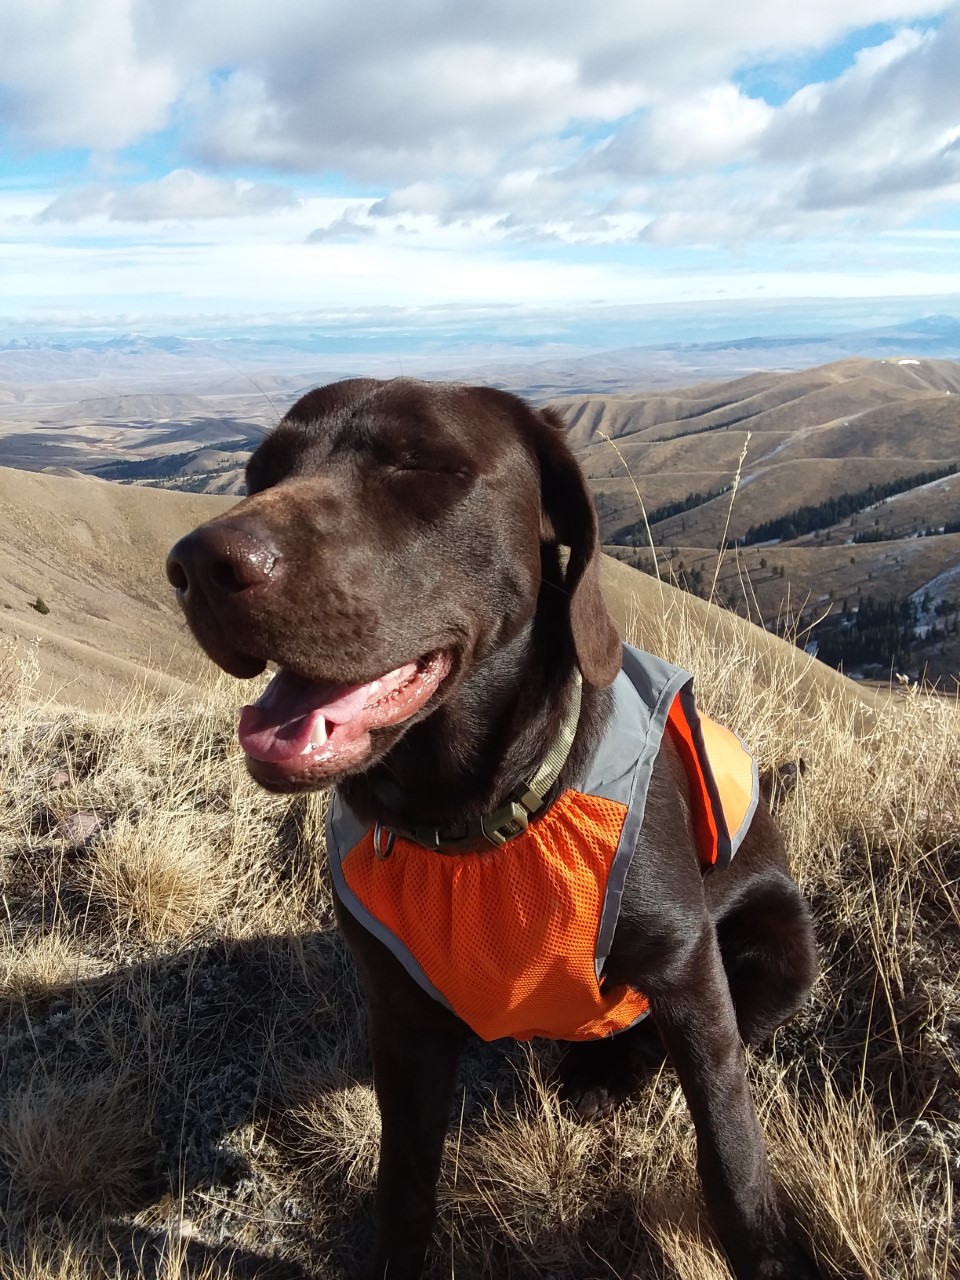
[364, 993, 469, 1280]
[650, 922, 819, 1280]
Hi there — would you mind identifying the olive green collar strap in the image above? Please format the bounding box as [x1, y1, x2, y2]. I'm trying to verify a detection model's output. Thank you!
[373, 670, 583, 858]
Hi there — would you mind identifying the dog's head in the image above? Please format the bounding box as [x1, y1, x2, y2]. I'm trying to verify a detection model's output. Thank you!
[167, 377, 619, 791]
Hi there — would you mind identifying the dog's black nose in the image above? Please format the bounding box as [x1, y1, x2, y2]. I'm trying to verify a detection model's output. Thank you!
[166, 524, 280, 603]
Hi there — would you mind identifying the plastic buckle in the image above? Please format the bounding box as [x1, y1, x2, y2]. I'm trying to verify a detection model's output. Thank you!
[480, 800, 530, 847]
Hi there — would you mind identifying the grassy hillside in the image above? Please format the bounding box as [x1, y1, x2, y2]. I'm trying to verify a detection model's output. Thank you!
[572, 359, 960, 545]
[563, 358, 960, 682]
[0, 468, 232, 706]
[555, 357, 960, 448]
[0, 574, 956, 1279]
[6, 348, 960, 685]
[631, 458, 946, 546]
[607, 532, 960, 626]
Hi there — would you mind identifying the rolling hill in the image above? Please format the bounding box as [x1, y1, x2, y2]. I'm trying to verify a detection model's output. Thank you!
[556, 358, 960, 682]
[2, 353, 959, 685]
[0, 465, 876, 716]
[0, 468, 232, 705]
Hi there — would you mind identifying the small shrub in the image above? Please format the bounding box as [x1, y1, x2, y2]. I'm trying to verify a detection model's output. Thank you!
[30, 597, 50, 615]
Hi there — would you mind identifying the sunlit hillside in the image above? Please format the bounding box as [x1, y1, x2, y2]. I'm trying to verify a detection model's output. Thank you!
[0, 468, 232, 706]
[556, 359, 960, 683]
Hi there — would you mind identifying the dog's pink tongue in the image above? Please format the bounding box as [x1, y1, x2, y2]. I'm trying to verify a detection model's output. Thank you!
[238, 671, 374, 763]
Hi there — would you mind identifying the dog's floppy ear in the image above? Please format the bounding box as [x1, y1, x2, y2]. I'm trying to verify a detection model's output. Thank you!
[534, 406, 622, 687]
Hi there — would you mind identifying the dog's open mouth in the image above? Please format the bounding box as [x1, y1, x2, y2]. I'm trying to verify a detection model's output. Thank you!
[238, 650, 452, 784]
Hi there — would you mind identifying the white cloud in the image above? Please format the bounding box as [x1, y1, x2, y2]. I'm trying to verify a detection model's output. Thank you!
[2, 1, 949, 167]
[650, 86, 774, 170]
[759, 18, 960, 219]
[0, 0, 178, 149]
[591, 85, 774, 182]
[556, 10, 960, 244]
[2, 0, 960, 317]
[172, 1, 954, 198]
[305, 207, 376, 241]
[34, 171, 298, 223]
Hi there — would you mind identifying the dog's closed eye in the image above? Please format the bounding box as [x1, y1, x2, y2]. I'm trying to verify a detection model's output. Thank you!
[375, 439, 476, 481]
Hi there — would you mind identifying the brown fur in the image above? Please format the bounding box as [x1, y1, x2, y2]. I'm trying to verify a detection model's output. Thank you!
[168, 377, 819, 1279]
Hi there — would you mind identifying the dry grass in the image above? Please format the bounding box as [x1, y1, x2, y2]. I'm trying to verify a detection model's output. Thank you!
[2, 1071, 156, 1211]
[1, 599, 958, 1278]
[0, 466, 233, 708]
[0, 930, 94, 1001]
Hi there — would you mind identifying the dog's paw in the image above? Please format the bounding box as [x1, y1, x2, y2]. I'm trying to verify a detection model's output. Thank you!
[758, 758, 806, 811]
[557, 1040, 629, 1120]
[556, 1028, 659, 1120]
[561, 1076, 623, 1121]
[744, 1235, 823, 1280]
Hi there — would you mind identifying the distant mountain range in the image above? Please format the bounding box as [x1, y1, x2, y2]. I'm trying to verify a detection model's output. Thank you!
[2, 328, 959, 684]
[1, 313, 958, 397]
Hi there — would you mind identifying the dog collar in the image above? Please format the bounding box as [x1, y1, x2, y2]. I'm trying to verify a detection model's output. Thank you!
[373, 670, 583, 857]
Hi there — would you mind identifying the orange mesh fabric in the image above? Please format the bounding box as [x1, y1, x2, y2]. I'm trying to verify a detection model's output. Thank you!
[341, 790, 648, 1041]
[335, 676, 757, 1043]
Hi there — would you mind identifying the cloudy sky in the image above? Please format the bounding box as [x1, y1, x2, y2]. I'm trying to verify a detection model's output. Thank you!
[1, 0, 959, 340]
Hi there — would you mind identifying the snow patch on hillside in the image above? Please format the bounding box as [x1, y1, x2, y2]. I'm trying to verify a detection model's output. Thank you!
[910, 560, 960, 638]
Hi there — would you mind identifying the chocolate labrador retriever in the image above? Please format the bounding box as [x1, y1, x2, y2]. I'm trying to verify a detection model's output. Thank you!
[167, 377, 818, 1280]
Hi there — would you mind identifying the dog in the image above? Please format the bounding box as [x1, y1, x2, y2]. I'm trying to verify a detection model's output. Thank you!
[167, 377, 819, 1280]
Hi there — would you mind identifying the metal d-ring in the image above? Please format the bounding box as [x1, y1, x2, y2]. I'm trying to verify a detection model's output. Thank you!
[373, 822, 396, 860]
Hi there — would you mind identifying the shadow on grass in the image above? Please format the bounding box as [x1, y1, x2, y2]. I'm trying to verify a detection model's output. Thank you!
[0, 926, 543, 1279]
[1, 928, 361, 1277]
[1, 884, 947, 1278]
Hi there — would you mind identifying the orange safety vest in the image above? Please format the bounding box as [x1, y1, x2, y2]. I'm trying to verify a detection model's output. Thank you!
[327, 645, 758, 1043]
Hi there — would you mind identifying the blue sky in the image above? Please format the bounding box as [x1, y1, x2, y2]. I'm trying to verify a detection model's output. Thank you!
[1, 1, 959, 344]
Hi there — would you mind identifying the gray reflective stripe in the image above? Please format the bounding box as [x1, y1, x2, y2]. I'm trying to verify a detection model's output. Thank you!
[593, 646, 692, 784]
[729, 737, 760, 858]
[581, 668, 651, 795]
[327, 791, 366, 851]
[326, 794, 455, 1013]
[594, 657, 693, 978]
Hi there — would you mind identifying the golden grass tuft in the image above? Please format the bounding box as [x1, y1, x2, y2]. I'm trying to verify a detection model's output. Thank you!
[0, 1224, 252, 1280]
[2, 1071, 155, 1212]
[762, 1070, 954, 1279]
[453, 1056, 607, 1249]
[0, 930, 92, 1000]
[83, 814, 231, 943]
[284, 1073, 381, 1196]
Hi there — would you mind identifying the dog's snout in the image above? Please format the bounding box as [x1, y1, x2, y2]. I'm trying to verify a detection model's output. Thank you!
[166, 524, 280, 603]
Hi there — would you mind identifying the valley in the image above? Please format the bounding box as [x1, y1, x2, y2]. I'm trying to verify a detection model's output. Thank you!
[1, 347, 959, 688]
